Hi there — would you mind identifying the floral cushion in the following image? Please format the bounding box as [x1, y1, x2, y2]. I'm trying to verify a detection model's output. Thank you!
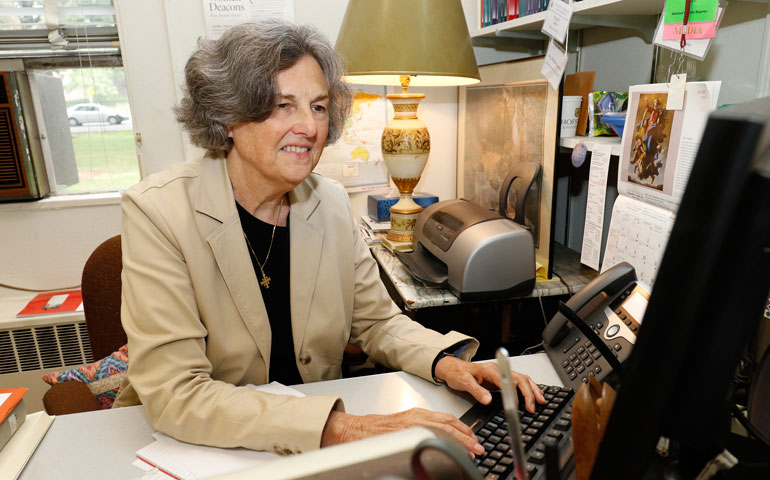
[42, 344, 128, 409]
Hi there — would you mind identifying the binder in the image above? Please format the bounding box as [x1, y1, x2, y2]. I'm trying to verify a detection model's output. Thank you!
[0, 388, 28, 451]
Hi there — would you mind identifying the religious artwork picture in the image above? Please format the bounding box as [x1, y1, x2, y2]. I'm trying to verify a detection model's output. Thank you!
[627, 93, 674, 190]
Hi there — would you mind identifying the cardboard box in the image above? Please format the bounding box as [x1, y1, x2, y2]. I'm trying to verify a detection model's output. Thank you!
[367, 193, 439, 222]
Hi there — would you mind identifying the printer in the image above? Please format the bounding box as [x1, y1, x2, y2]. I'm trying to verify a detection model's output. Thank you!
[395, 199, 535, 300]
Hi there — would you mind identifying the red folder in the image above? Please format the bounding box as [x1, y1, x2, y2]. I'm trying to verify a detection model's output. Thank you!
[16, 290, 82, 317]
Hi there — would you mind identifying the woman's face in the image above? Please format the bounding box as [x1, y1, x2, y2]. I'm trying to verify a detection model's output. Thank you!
[229, 55, 330, 191]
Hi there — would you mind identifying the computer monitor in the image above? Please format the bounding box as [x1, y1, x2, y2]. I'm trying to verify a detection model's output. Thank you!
[591, 96, 770, 478]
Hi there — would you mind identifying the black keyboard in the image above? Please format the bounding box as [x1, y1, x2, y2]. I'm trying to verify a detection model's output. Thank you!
[459, 385, 574, 480]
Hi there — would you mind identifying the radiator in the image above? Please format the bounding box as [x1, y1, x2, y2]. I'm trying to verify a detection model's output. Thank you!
[0, 320, 93, 412]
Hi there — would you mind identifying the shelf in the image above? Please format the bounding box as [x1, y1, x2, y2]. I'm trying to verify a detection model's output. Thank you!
[560, 135, 622, 157]
[472, 0, 665, 43]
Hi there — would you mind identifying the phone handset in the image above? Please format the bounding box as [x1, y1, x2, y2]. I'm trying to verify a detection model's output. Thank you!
[498, 162, 541, 227]
[542, 262, 637, 347]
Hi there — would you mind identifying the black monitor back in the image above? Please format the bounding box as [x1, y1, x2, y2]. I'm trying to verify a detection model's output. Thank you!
[591, 97, 770, 478]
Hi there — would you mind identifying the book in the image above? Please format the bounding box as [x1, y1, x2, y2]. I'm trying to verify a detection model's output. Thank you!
[0, 410, 54, 480]
[16, 290, 83, 318]
[0, 388, 28, 451]
[359, 225, 384, 246]
[361, 215, 390, 233]
[594, 81, 721, 286]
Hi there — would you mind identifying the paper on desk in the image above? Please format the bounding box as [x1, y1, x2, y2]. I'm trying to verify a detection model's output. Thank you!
[136, 432, 278, 480]
[580, 143, 613, 270]
[135, 468, 176, 480]
[134, 382, 305, 480]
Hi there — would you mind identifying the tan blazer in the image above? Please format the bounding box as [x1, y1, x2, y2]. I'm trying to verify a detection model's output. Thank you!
[114, 156, 477, 454]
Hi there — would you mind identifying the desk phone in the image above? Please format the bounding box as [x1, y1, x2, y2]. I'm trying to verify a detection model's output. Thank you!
[542, 262, 650, 391]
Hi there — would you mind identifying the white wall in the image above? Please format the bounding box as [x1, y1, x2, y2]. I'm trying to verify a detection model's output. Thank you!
[699, 1, 770, 104]
[0, 196, 121, 290]
[1, 0, 769, 290]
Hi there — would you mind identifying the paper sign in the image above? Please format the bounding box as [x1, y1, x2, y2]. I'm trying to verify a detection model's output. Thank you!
[580, 143, 613, 270]
[662, 19, 718, 40]
[664, 0, 718, 24]
[667, 74, 687, 110]
[541, 0, 573, 44]
[653, 6, 724, 60]
[203, 0, 295, 39]
[542, 39, 569, 91]
[342, 162, 360, 178]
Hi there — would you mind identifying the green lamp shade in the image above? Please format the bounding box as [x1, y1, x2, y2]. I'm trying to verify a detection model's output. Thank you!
[335, 0, 481, 87]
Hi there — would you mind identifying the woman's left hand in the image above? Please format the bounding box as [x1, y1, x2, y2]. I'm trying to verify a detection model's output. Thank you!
[434, 355, 546, 413]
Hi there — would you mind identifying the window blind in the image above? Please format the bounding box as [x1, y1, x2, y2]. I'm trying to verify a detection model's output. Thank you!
[0, 1, 118, 57]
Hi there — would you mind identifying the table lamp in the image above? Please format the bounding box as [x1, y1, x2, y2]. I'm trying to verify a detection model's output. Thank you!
[336, 0, 480, 250]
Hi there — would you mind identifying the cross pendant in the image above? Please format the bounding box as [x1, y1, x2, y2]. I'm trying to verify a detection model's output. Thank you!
[260, 274, 271, 289]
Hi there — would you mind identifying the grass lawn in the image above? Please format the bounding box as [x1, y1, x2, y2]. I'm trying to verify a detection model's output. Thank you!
[63, 129, 141, 192]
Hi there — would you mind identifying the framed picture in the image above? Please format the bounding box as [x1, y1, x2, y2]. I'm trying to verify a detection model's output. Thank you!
[458, 56, 559, 278]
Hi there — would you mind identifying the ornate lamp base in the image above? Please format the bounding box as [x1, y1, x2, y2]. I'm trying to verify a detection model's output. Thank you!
[387, 194, 422, 243]
[381, 236, 414, 254]
[381, 90, 430, 248]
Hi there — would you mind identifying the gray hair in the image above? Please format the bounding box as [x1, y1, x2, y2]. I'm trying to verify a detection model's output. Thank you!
[175, 20, 352, 155]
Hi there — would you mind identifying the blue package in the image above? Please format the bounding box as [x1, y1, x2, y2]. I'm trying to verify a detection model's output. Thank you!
[367, 193, 439, 222]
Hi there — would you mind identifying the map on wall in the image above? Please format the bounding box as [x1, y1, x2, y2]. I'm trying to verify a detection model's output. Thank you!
[314, 85, 390, 192]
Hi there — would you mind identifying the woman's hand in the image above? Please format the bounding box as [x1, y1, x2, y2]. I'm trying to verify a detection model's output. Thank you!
[320, 409, 485, 456]
[434, 355, 546, 413]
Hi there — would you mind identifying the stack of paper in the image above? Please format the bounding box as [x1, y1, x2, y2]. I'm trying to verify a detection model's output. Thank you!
[361, 215, 389, 233]
[133, 383, 304, 479]
[360, 216, 389, 246]
[136, 432, 278, 479]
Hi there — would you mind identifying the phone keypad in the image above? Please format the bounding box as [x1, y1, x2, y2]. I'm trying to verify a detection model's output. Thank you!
[562, 337, 608, 383]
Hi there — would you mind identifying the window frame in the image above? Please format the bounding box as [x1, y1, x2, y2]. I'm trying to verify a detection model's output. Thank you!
[0, 2, 139, 199]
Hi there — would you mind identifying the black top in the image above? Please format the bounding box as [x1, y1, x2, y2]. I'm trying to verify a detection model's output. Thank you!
[236, 202, 302, 386]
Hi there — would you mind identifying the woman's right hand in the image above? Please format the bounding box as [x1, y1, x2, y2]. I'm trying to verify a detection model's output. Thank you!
[320, 409, 484, 456]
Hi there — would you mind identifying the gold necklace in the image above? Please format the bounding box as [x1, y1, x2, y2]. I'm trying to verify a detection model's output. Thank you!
[243, 197, 284, 289]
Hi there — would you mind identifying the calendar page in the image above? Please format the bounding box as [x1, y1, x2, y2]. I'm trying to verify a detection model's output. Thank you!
[595, 81, 721, 285]
[601, 195, 675, 287]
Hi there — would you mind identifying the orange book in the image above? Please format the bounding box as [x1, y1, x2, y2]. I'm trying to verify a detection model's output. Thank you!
[16, 290, 82, 317]
[0, 388, 26, 422]
[0, 388, 28, 450]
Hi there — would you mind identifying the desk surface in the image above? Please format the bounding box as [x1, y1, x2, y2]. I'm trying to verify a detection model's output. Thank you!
[374, 243, 597, 310]
[20, 353, 561, 480]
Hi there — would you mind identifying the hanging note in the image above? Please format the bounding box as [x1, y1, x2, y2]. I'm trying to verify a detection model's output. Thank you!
[542, 39, 569, 91]
[541, 0, 574, 44]
[667, 74, 687, 111]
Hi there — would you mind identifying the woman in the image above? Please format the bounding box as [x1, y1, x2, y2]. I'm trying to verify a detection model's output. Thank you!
[114, 19, 544, 456]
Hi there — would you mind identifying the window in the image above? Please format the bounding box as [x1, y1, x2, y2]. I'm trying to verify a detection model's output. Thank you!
[0, 1, 139, 197]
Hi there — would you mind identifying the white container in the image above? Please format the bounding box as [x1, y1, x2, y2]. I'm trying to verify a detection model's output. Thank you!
[560, 95, 583, 137]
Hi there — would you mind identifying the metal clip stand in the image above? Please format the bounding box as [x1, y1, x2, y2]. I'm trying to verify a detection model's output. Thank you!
[666, 48, 688, 83]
